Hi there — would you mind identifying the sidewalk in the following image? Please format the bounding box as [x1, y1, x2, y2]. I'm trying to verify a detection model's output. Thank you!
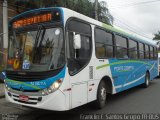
[0, 83, 5, 98]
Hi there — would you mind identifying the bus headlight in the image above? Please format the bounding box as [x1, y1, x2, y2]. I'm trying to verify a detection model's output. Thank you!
[42, 79, 63, 95]
[5, 84, 11, 91]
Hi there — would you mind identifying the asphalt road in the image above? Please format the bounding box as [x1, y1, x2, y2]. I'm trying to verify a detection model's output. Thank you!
[0, 79, 160, 120]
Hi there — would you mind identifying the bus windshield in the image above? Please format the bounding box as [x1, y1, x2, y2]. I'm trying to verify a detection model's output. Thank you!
[7, 27, 65, 72]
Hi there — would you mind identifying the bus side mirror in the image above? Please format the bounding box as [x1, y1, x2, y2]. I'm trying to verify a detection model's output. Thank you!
[73, 34, 81, 49]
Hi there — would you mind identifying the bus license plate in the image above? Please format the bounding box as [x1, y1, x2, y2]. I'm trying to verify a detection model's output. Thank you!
[19, 95, 29, 102]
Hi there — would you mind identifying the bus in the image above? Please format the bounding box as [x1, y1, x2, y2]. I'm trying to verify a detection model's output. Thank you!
[156, 40, 160, 75]
[158, 51, 160, 75]
[4, 7, 158, 111]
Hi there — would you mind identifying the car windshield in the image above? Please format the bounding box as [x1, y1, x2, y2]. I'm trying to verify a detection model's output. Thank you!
[7, 27, 65, 72]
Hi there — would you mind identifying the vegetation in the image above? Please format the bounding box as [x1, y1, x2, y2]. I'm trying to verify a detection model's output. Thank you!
[153, 31, 160, 40]
[8, 0, 113, 25]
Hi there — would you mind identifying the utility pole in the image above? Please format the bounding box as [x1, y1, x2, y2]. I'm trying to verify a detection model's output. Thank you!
[2, 0, 8, 68]
[95, 0, 98, 20]
[3, 0, 8, 50]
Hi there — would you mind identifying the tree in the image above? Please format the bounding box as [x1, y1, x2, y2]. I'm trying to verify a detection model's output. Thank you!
[10, 0, 114, 25]
[65, 0, 114, 25]
[97, 1, 113, 25]
[153, 31, 160, 40]
[8, 0, 38, 13]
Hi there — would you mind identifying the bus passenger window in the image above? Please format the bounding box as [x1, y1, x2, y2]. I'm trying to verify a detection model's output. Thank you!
[95, 28, 113, 58]
[145, 45, 149, 59]
[115, 35, 128, 59]
[139, 43, 145, 59]
[96, 43, 106, 58]
[128, 40, 138, 59]
[153, 47, 158, 60]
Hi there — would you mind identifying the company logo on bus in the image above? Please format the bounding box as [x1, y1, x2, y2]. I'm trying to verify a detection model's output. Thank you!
[13, 13, 52, 28]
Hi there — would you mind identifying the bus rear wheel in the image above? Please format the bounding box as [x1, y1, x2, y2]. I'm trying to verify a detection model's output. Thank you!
[94, 80, 107, 109]
[142, 72, 150, 88]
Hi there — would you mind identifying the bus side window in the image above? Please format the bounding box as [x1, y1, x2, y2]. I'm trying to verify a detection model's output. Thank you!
[145, 44, 149, 59]
[76, 35, 91, 59]
[115, 35, 128, 59]
[68, 32, 91, 75]
[67, 20, 92, 75]
[153, 47, 158, 60]
[139, 43, 145, 59]
[128, 39, 138, 59]
[96, 43, 106, 58]
[95, 28, 113, 59]
[150, 46, 154, 59]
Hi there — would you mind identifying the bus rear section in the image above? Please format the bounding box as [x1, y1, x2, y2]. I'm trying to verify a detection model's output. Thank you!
[94, 27, 158, 94]
[158, 53, 160, 75]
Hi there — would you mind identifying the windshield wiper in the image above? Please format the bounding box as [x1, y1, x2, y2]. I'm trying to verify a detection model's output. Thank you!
[33, 25, 46, 63]
[34, 25, 44, 48]
[39, 28, 46, 47]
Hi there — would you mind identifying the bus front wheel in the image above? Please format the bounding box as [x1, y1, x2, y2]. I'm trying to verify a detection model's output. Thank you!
[94, 80, 107, 109]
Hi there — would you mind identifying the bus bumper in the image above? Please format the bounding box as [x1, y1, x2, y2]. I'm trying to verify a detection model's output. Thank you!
[5, 88, 68, 111]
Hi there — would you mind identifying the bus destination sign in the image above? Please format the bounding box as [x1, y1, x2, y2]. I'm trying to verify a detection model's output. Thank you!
[13, 13, 52, 28]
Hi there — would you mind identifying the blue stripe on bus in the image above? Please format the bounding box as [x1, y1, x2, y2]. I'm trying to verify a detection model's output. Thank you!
[6, 66, 66, 90]
[108, 59, 158, 92]
[116, 75, 145, 92]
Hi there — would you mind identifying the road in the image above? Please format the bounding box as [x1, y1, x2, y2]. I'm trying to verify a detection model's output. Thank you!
[0, 79, 160, 120]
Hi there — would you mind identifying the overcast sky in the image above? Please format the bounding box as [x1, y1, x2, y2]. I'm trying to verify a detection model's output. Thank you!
[100, 0, 160, 39]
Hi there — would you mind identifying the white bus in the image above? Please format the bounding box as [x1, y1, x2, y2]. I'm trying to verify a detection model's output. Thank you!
[4, 7, 158, 111]
[158, 52, 160, 75]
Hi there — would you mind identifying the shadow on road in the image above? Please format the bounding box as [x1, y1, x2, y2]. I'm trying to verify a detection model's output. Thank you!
[107, 81, 157, 104]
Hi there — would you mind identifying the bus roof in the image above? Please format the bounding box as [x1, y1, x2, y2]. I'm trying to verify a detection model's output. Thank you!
[62, 8, 156, 47]
[10, 7, 157, 47]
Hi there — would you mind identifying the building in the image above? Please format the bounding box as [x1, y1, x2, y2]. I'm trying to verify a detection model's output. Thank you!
[0, 0, 18, 70]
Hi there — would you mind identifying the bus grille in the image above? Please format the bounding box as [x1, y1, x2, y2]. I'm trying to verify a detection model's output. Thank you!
[10, 93, 42, 105]
[13, 99, 37, 105]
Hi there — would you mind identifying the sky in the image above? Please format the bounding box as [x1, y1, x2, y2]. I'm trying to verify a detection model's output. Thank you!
[99, 0, 160, 39]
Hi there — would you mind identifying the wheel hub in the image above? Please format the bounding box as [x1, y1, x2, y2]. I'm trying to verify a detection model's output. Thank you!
[101, 87, 106, 101]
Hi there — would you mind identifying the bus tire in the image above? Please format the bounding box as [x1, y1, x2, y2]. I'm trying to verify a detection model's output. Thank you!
[94, 80, 107, 109]
[142, 72, 150, 88]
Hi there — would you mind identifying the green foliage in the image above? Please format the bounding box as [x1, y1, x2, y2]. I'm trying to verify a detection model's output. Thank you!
[153, 31, 160, 40]
[64, 0, 113, 25]
[97, 1, 113, 25]
[10, 0, 113, 25]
